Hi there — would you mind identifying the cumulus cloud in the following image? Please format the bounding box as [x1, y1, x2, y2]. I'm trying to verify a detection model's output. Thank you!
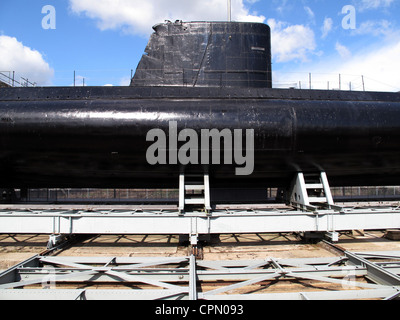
[0, 35, 54, 86]
[268, 18, 316, 63]
[276, 40, 400, 92]
[334, 40, 400, 91]
[335, 42, 352, 59]
[68, 0, 265, 36]
[358, 0, 394, 10]
[321, 17, 333, 38]
[352, 19, 395, 37]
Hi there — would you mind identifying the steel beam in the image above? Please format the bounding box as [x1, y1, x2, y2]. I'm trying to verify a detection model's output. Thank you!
[0, 255, 39, 285]
[202, 288, 400, 300]
[1, 252, 400, 300]
[189, 255, 197, 300]
[0, 205, 399, 236]
[345, 251, 400, 286]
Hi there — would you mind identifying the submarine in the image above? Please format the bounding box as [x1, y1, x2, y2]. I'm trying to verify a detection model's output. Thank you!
[1, 21, 400, 197]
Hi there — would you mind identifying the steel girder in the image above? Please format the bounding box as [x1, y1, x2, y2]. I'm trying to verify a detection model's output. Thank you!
[0, 205, 399, 237]
[1, 252, 400, 300]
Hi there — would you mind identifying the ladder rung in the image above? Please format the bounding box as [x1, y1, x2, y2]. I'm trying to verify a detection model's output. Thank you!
[185, 185, 205, 191]
[309, 197, 327, 203]
[304, 173, 320, 176]
[185, 199, 205, 205]
[305, 183, 323, 189]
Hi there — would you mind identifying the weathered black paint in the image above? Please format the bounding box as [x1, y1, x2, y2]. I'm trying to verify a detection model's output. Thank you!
[131, 21, 272, 88]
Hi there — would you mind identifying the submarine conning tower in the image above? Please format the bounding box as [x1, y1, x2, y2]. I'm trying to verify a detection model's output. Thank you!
[130, 21, 272, 88]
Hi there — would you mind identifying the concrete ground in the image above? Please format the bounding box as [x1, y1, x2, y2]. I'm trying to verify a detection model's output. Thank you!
[2, 230, 400, 272]
[1, 230, 400, 300]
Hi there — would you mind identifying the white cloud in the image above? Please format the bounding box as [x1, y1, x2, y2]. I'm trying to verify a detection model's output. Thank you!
[268, 18, 316, 63]
[321, 17, 333, 38]
[0, 35, 54, 86]
[358, 0, 394, 10]
[352, 19, 395, 37]
[274, 0, 290, 15]
[335, 42, 352, 59]
[275, 40, 400, 92]
[68, 0, 265, 36]
[119, 76, 131, 86]
[334, 40, 400, 91]
[304, 6, 315, 20]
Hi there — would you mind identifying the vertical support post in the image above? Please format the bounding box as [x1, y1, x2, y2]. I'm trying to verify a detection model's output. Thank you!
[179, 174, 185, 213]
[227, 0, 232, 22]
[190, 217, 198, 246]
[362, 75, 365, 91]
[204, 174, 211, 213]
[189, 255, 197, 300]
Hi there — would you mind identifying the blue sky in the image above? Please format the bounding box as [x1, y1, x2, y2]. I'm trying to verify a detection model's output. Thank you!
[1, 0, 399, 91]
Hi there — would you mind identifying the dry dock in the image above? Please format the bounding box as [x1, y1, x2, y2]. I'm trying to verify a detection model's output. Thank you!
[1, 216, 400, 300]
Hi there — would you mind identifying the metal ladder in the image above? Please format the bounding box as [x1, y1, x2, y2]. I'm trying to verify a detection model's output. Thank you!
[288, 171, 342, 242]
[179, 173, 211, 214]
[289, 171, 335, 211]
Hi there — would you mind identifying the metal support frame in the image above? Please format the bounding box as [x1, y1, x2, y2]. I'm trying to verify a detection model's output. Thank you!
[179, 173, 211, 214]
[288, 171, 343, 241]
[288, 171, 336, 211]
[47, 234, 65, 249]
[1, 252, 399, 300]
[1, 167, 399, 301]
[1, 204, 400, 246]
[0, 172, 398, 249]
[0, 172, 397, 247]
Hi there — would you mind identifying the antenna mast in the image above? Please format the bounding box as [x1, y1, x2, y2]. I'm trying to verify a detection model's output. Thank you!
[228, 0, 232, 21]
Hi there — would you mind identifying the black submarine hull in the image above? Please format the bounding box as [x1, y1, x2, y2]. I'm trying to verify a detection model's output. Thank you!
[1, 86, 400, 189]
